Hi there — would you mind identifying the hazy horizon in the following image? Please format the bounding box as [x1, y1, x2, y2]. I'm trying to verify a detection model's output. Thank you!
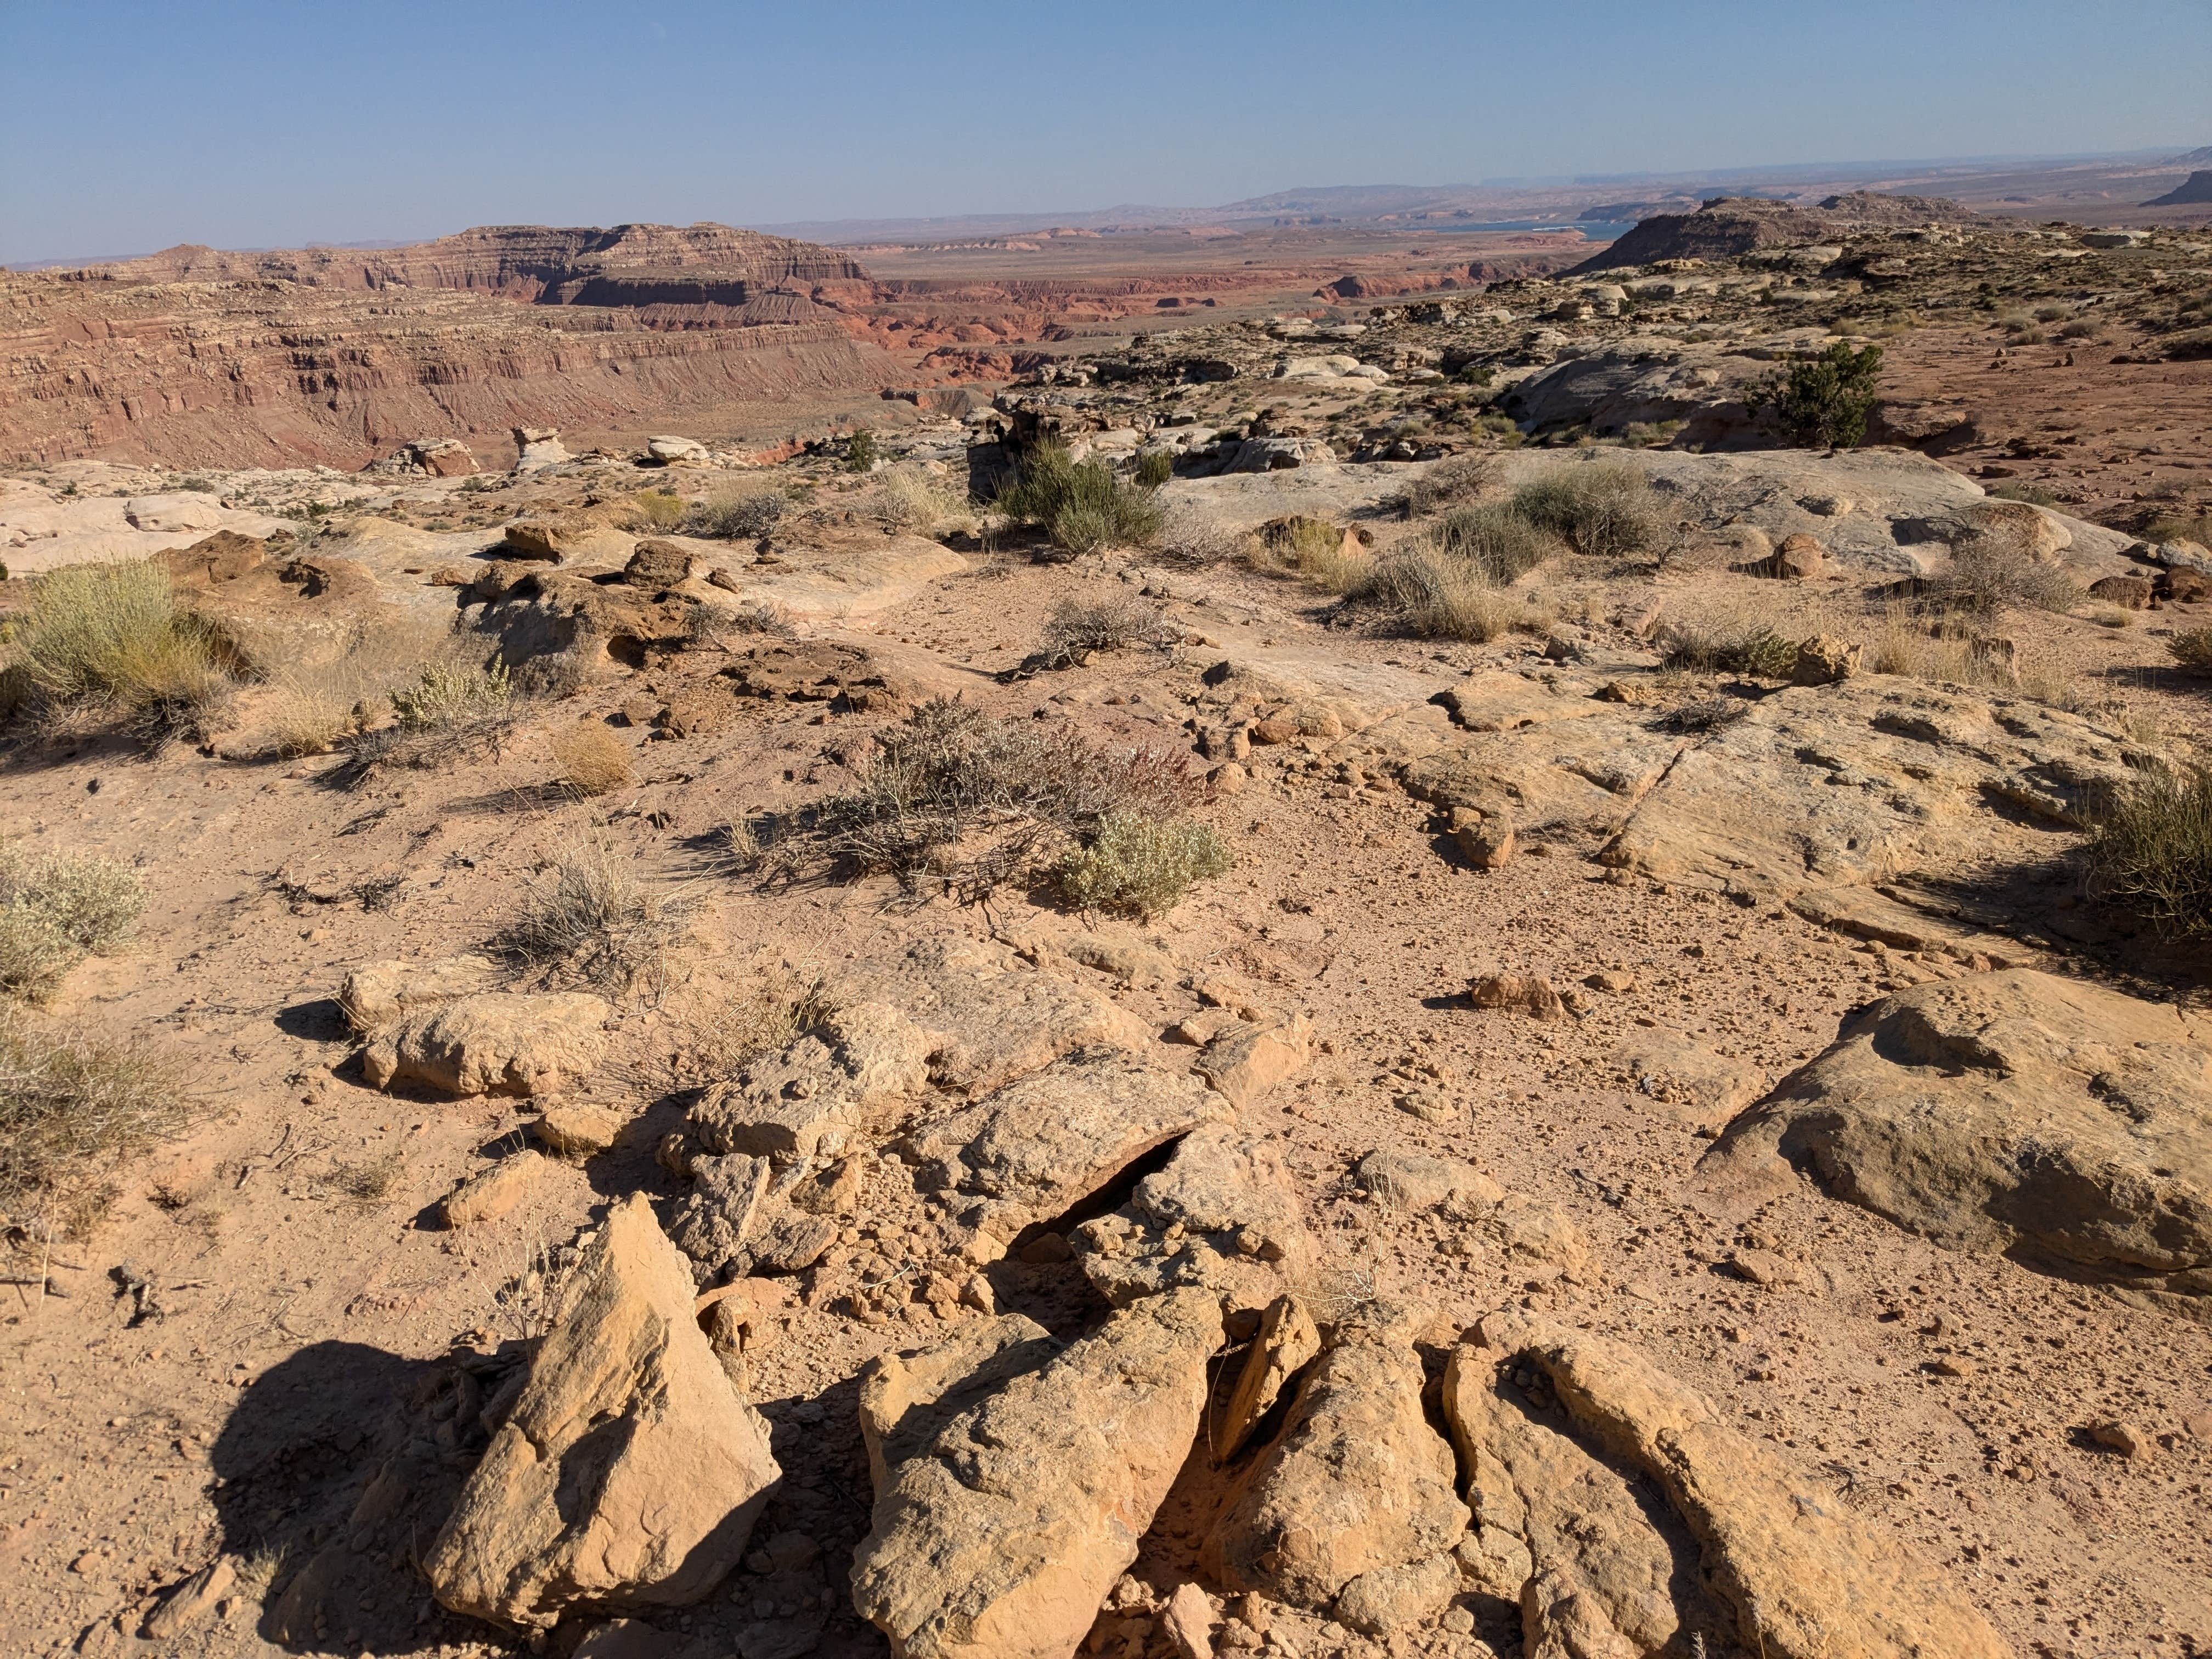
[3, 0, 2209, 265]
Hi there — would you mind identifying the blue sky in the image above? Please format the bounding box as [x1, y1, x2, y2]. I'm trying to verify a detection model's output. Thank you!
[2, 0, 2207, 262]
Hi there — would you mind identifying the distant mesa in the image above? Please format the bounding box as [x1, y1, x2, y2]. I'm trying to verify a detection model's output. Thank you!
[2143, 170, 2212, 207]
[1565, 190, 1979, 275]
[2170, 144, 2212, 167]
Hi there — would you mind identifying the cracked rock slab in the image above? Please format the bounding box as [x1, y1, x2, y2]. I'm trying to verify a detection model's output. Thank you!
[425, 1194, 780, 1630]
[361, 991, 610, 1097]
[850, 1287, 1222, 1659]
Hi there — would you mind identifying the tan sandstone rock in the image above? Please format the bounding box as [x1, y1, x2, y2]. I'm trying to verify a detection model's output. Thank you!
[1203, 1310, 1470, 1608]
[1195, 1015, 1313, 1109]
[442, 1151, 547, 1227]
[1216, 1295, 1322, 1462]
[361, 991, 610, 1097]
[690, 1001, 932, 1161]
[850, 1288, 1222, 1659]
[425, 1194, 780, 1629]
[1701, 968, 2212, 1317]
[338, 952, 501, 1036]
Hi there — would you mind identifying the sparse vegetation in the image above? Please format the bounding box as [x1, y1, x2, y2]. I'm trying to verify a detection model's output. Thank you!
[1509, 463, 1661, 560]
[856, 464, 977, 539]
[1985, 481, 2060, 507]
[0, 849, 146, 1003]
[0, 1012, 187, 1233]
[1746, 341, 1884, 449]
[1133, 450, 1175, 489]
[1921, 540, 2081, 614]
[844, 430, 879, 472]
[2169, 628, 2212, 672]
[625, 488, 688, 532]
[335, 657, 517, 783]
[2084, 764, 2212, 938]
[1251, 516, 1373, 592]
[252, 614, 453, 757]
[1350, 549, 1528, 642]
[550, 721, 635, 796]
[1401, 453, 1494, 517]
[5, 558, 235, 745]
[1656, 606, 1799, 678]
[1427, 503, 1561, 583]
[996, 443, 1164, 555]
[809, 697, 1201, 898]
[1041, 594, 1175, 659]
[497, 839, 695, 998]
[683, 487, 785, 541]
[2146, 509, 2212, 549]
[1058, 812, 1231, 917]
[1864, 610, 2016, 689]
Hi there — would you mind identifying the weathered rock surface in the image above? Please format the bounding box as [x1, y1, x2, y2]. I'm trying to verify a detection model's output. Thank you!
[1216, 1294, 1322, 1462]
[850, 1288, 1221, 1659]
[1353, 1149, 1502, 1215]
[1195, 1016, 1313, 1108]
[361, 991, 610, 1097]
[1611, 1035, 1763, 1135]
[425, 1194, 780, 1629]
[690, 1002, 933, 1161]
[1203, 1310, 1470, 1608]
[1073, 1124, 1317, 1310]
[1472, 1313, 2012, 1658]
[442, 1151, 548, 1227]
[1702, 969, 2212, 1316]
[338, 952, 501, 1036]
[905, 1049, 1229, 1235]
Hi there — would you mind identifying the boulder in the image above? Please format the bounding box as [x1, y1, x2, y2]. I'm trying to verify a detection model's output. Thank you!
[1203, 1310, 1470, 1608]
[690, 1002, 933, 1161]
[1789, 633, 1860, 686]
[856, 1313, 1064, 1493]
[1448, 805, 1516, 869]
[425, 1194, 780, 1629]
[904, 1048, 1229, 1235]
[514, 426, 569, 472]
[1470, 1313, 2011, 1658]
[1072, 1125, 1317, 1311]
[360, 991, 610, 1097]
[142, 1558, 236, 1640]
[533, 1100, 628, 1157]
[1701, 969, 2212, 1317]
[850, 1288, 1221, 1659]
[338, 952, 501, 1036]
[625, 538, 697, 589]
[1471, 973, 1566, 1019]
[1195, 1015, 1312, 1108]
[1333, 1552, 1462, 1637]
[501, 514, 635, 564]
[442, 1151, 548, 1227]
[647, 436, 711, 464]
[1353, 1149, 1502, 1216]
[722, 640, 934, 713]
[1161, 1583, 1215, 1659]
[2087, 573, 2154, 609]
[667, 1153, 771, 1280]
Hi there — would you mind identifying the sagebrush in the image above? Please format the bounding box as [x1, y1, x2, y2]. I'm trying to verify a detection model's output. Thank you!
[2084, 765, 2212, 937]
[1509, 464, 1661, 560]
[1059, 812, 1231, 917]
[1, 1012, 187, 1233]
[996, 443, 1163, 555]
[497, 839, 695, 998]
[7, 559, 234, 744]
[0, 849, 146, 1003]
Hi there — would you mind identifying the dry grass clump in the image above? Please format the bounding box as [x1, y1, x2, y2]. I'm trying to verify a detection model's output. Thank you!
[1509, 462, 1661, 560]
[496, 839, 695, 998]
[624, 488, 689, 532]
[676, 970, 829, 1080]
[0, 849, 146, 1004]
[253, 614, 453, 757]
[1058, 812, 1231, 918]
[2170, 628, 2212, 672]
[996, 443, 1164, 556]
[550, 722, 635, 797]
[336, 656, 517, 783]
[1155, 501, 1250, 566]
[1041, 594, 1176, 658]
[1427, 503, 1560, 584]
[1351, 549, 1532, 642]
[2146, 509, 2212, 549]
[2083, 764, 2212, 937]
[1655, 604, 1799, 678]
[1251, 517, 1374, 593]
[1402, 454, 1496, 517]
[1921, 542, 2081, 614]
[811, 697, 1203, 899]
[1863, 612, 2015, 689]
[683, 486, 785, 541]
[857, 464, 978, 539]
[1, 1012, 187, 1233]
[5, 559, 235, 746]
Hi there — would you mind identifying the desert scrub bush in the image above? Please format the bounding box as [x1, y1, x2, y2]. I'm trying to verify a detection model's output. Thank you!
[1155, 501, 1249, 566]
[1350, 549, 1526, 643]
[0, 850, 146, 1003]
[844, 430, 881, 472]
[1133, 450, 1175, 489]
[8, 558, 233, 744]
[1745, 341, 1884, 449]
[2169, 628, 2212, 672]
[858, 464, 977, 539]
[391, 658, 512, 731]
[1252, 516, 1373, 593]
[683, 487, 785, 541]
[550, 721, 635, 796]
[1041, 594, 1175, 659]
[1922, 541, 2081, 614]
[625, 488, 687, 532]
[996, 443, 1164, 556]
[334, 657, 517, 784]
[1508, 462, 1660, 560]
[252, 613, 453, 757]
[1401, 453, 1494, 517]
[809, 697, 1200, 898]
[1427, 503, 1560, 583]
[496, 839, 695, 998]
[1864, 609, 2015, 689]
[2083, 764, 2212, 937]
[2146, 509, 2212, 548]
[0, 1012, 187, 1233]
[1656, 605, 1799, 678]
[1058, 812, 1230, 918]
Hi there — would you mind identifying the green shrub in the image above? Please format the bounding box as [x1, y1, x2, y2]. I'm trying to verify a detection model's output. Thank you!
[996, 443, 1164, 555]
[2085, 765, 2212, 936]
[1133, 450, 1175, 489]
[2169, 628, 2212, 672]
[627, 488, 686, 531]
[1058, 813, 1230, 917]
[1656, 607, 1799, 677]
[1509, 464, 1660, 560]
[1745, 341, 1884, 449]
[845, 430, 879, 472]
[8, 560, 232, 743]
[1427, 503, 1560, 583]
[390, 659, 512, 731]
[1350, 550, 1525, 642]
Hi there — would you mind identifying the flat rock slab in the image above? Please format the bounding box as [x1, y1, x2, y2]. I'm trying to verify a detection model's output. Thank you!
[339, 952, 501, 1036]
[361, 991, 610, 1097]
[426, 1195, 780, 1629]
[1702, 968, 2212, 1318]
[850, 1288, 1221, 1659]
[903, 1048, 1229, 1233]
[726, 537, 968, 619]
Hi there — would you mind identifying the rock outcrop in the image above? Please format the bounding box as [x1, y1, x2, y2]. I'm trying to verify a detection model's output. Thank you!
[360, 991, 610, 1097]
[850, 1288, 1222, 1659]
[1701, 969, 2212, 1316]
[425, 1195, 781, 1629]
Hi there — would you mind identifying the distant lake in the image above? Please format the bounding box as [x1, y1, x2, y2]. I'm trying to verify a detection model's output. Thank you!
[1425, 219, 1639, 242]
